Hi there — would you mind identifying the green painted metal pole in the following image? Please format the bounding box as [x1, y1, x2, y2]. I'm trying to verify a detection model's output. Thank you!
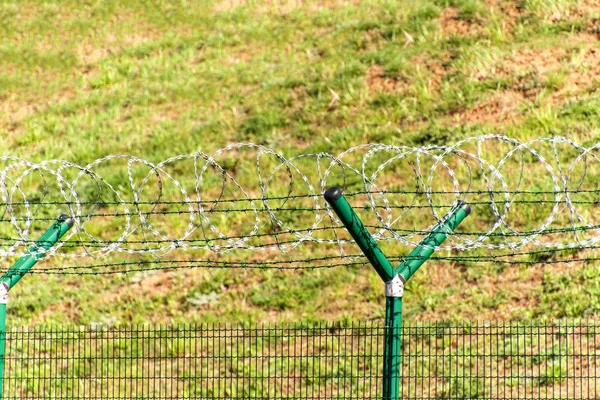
[0, 214, 73, 398]
[0, 303, 5, 400]
[324, 187, 471, 400]
[0, 215, 74, 291]
[396, 201, 471, 282]
[324, 187, 402, 399]
[324, 187, 395, 282]
[383, 296, 402, 400]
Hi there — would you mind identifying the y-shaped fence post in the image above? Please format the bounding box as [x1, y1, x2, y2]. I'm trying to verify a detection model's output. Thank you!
[0, 215, 73, 398]
[324, 187, 470, 400]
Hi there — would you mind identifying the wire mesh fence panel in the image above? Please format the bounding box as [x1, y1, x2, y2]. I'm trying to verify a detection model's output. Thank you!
[2, 323, 384, 399]
[401, 321, 600, 399]
[2, 321, 600, 399]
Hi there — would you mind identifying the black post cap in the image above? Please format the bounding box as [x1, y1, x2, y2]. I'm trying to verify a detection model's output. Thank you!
[58, 214, 75, 228]
[455, 200, 471, 216]
[324, 186, 343, 204]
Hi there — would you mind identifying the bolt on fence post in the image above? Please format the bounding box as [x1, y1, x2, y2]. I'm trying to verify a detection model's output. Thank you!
[0, 215, 73, 398]
[324, 187, 470, 400]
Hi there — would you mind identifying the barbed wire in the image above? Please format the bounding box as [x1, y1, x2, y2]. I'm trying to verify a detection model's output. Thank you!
[3, 247, 597, 275]
[2, 135, 600, 272]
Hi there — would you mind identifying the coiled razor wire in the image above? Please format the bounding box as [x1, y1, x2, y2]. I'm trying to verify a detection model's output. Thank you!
[2, 134, 600, 272]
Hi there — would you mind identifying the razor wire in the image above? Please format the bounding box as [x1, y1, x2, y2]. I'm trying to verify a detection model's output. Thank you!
[2, 134, 600, 272]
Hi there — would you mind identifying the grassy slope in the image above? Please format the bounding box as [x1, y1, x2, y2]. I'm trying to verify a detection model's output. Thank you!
[2, 0, 600, 326]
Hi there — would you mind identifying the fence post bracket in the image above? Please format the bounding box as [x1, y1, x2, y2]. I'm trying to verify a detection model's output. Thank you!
[0, 284, 7, 305]
[384, 275, 404, 298]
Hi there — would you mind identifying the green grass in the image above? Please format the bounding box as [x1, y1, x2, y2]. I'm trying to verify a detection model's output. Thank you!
[2, 0, 600, 326]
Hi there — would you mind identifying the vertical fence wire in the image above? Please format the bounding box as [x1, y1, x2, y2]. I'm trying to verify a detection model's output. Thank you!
[2, 321, 600, 399]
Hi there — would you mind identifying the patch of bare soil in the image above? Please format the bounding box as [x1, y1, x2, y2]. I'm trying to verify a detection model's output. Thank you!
[505, 37, 600, 100]
[527, 0, 600, 38]
[539, 0, 600, 23]
[439, 7, 482, 36]
[453, 33, 600, 126]
[77, 45, 111, 67]
[2, 86, 78, 131]
[440, 2, 525, 38]
[225, 51, 254, 66]
[499, 48, 569, 78]
[2, 101, 38, 127]
[366, 64, 405, 93]
[412, 53, 450, 87]
[559, 44, 600, 96]
[367, 53, 451, 96]
[452, 90, 525, 125]
[213, 0, 358, 14]
[136, 270, 176, 297]
[487, 0, 524, 30]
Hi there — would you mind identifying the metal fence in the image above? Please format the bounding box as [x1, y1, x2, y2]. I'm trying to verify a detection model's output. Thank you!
[2, 320, 599, 399]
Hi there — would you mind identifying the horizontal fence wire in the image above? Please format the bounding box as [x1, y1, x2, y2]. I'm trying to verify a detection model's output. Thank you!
[2, 321, 600, 399]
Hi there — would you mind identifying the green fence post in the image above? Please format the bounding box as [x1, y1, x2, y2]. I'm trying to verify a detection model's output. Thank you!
[0, 302, 5, 400]
[0, 215, 73, 398]
[383, 296, 402, 399]
[324, 187, 470, 400]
